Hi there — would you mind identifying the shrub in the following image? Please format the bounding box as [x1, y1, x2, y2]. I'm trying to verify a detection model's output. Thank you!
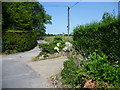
[39, 37, 66, 54]
[53, 41, 66, 51]
[39, 43, 56, 54]
[62, 12, 120, 88]
[61, 57, 80, 87]
[61, 52, 120, 88]
[39, 43, 48, 48]
[82, 52, 120, 87]
[2, 30, 37, 53]
[73, 18, 120, 63]
[38, 51, 49, 57]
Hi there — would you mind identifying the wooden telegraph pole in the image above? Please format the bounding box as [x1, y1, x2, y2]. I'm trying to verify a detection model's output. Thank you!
[67, 2, 79, 41]
[67, 6, 70, 41]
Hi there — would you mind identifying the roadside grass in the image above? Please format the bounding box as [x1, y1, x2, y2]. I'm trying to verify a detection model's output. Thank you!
[31, 35, 73, 62]
[31, 52, 68, 62]
[43, 36, 55, 43]
[43, 35, 73, 43]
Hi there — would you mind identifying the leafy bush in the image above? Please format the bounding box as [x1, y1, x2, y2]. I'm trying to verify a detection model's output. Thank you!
[39, 43, 48, 48]
[61, 52, 120, 88]
[39, 36, 66, 54]
[53, 41, 65, 51]
[61, 57, 80, 87]
[83, 52, 120, 87]
[62, 12, 120, 88]
[39, 43, 56, 54]
[73, 17, 120, 63]
[2, 30, 37, 53]
[38, 51, 49, 57]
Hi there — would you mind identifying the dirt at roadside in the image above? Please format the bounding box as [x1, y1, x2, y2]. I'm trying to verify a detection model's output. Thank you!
[28, 56, 68, 88]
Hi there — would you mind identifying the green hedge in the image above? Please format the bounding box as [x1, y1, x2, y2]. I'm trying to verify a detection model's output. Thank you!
[73, 18, 120, 62]
[2, 30, 37, 53]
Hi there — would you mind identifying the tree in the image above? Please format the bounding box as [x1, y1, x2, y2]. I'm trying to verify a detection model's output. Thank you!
[2, 2, 52, 36]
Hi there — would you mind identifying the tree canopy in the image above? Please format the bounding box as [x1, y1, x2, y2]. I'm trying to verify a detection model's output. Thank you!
[2, 2, 52, 35]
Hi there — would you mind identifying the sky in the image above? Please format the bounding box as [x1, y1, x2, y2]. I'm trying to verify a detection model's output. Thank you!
[38, 1, 118, 34]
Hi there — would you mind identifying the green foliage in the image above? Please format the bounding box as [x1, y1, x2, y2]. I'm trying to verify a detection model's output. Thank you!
[73, 13, 119, 63]
[39, 43, 48, 48]
[2, 30, 37, 53]
[2, 2, 52, 36]
[39, 36, 66, 54]
[2, 2, 52, 53]
[0, 13, 1, 25]
[53, 35, 66, 50]
[38, 51, 49, 57]
[54, 35, 63, 41]
[58, 42, 66, 51]
[83, 52, 120, 87]
[61, 57, 80, 87]
[53, 41, 65, 51]
[39, 43, 56, 54]
[102, 11, 116, 23]
[62, 12, 120, 88]
[61, 52, 120, 88]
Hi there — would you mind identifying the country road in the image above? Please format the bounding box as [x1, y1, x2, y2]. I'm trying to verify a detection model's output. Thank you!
[1, 40, 67, 88]
[2, 40, 50, 88]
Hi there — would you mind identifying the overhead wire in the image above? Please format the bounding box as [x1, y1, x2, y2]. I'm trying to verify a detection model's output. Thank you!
[42, 2, 80, 8]
[70, 2, 79, 8]
[42, 5, 67, 7]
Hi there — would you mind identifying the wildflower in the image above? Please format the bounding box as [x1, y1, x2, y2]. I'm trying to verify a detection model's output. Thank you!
[63, 42, 72, 51]
[83, 62, 87, 64]
[62, 46, 68, 51]
[56, 43, 61, 47]
[86, 58, 88, 61]
[82, 58, 84, 60]
[54, 47, 59, 52]
[48, 79, 51, 82]
[83, 56, 87, 59]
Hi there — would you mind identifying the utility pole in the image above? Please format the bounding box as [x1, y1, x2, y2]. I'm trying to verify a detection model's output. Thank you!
[67, 2, 79, 41]
[67, 6, 70, 41]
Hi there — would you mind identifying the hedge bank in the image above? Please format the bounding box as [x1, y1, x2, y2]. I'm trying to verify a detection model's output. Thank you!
[2, 30, 37, 53]
[73, 18, 120, 62]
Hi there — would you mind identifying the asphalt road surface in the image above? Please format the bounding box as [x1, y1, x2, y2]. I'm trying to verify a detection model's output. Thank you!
[2, 40, 48, 88]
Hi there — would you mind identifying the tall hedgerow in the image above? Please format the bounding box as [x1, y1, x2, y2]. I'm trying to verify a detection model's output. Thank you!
[2, 30, 37, 53]
[73, 12, 120, 63]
